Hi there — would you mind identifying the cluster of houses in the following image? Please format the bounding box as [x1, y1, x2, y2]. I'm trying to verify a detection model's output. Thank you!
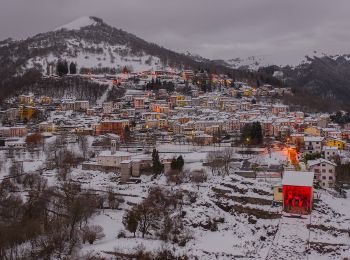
[0, 69, 349, 194]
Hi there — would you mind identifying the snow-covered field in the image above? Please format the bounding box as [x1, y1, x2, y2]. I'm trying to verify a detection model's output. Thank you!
[1, 140, 349, 259]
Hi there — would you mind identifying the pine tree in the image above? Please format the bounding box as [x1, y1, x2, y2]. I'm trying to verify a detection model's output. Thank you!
[152, 149, 163, 175]
[56, 61, 63, 76]
[56, 60, 69, 76]
[176, 155, 184, 171]
[124, 210, 139, 237]
[69, 62, 77, 74]
[170, 157, 178, 170]
[256, 79, 261, 88]
[63, 60, 69, 75]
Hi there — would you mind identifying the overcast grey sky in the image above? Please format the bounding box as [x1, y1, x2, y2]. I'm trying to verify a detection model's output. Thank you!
[1, 0, 350, 64]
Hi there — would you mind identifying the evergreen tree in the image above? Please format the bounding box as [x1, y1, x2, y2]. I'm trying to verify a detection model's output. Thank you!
[56, 61, 64, 76]
[124, 210, 139, 237]
[256, 79, 261, 88]
[170, 155, 184, 171]
[69, 62, 77, 74]
[152, 149, 163, 175]
[56, 60, 69, 77]
[252, 121, 263, 144]
[63, 60, 69, 75]
[241, 121, 263, 145]
[170, 157, 178, 170]
[176, 155, 184, 171]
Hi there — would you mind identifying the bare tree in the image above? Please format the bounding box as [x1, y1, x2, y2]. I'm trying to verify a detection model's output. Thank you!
[78, 135, 89, 160]
[135, 199, 160, 238]
[81, 225, 105, 244]
[206, 148, 235, 175]
[190, 170, 208, 190]
[221, 148, 235, 175]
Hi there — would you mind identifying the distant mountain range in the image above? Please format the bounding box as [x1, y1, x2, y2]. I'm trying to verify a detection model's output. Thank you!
[258, 53, 350, 110]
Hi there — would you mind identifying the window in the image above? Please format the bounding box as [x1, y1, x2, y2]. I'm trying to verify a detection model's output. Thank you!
[329, 169, 333, 173]
[329, 176, 333, 180]
[322, 169, 326, 173]
[322, 164, 326, 167]
[322, 176, 326, 180]
[278, 188, 282, 193]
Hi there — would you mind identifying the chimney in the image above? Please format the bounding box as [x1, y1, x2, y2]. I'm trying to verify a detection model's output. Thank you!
[111, 140, 117, 155]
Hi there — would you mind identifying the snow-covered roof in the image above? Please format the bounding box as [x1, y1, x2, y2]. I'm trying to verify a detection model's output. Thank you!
[304, 136, 323, 142]
[98, 151, 131, 157]
[308, 158, 337, 167]
[322, 146, 338, 151]
[282, 171, 314, 187]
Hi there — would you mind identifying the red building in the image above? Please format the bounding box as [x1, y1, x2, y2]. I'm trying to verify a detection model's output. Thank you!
[282, 171, 314, 215]
[93, 120, 129, 139]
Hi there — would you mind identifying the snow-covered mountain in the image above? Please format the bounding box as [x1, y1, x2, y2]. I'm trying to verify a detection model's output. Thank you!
[213, 55, 275, 71]
[23, 16, 170, 73]
[0, 16, 234, 78]
[54, 16, 99, 31]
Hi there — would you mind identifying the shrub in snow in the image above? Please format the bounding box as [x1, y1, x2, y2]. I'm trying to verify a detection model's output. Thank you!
[81, 225, 105, 245]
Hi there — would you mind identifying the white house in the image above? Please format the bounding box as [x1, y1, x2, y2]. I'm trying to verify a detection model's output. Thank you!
[97, 150, 131, 168]
[323, 146, 339, 161]
[308, 158, 336, 188]
[304, 136, 324, 154]
[96, 141, 131, 168]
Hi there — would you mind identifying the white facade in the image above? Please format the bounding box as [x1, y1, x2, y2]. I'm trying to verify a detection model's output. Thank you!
[97, 151, 131, 168]
[304, 137, 323, 154]
[308, 159, 336, 188]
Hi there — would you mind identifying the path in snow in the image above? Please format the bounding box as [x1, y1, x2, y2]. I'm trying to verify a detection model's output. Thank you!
[96, 83, 113, 106]
[266, 215, 311, 259]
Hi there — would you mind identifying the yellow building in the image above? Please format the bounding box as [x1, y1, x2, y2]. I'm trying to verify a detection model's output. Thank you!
[40, 96, 53, 104]
[19, 106, 36, 121]
[38, 122, 56, 132]
[178, 117, 190, 124]
[18, 94, 34, 105]
[145, 120, 158, 129]
[273, 185, 283, 202]
[158, 119, 168, 129]
[304, 127, 321, 137]
[243, 89, 253, 97]
[326, 139, 345, 150]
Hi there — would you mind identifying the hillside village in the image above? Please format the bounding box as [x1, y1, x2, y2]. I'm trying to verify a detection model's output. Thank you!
[0, 65, 350, 259]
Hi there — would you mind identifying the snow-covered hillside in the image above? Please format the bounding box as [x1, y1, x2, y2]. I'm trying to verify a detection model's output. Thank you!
[1, 16, 210, 80]
[54, 16, 98, 31]
[25, 17, 165, 73]
[225, 55, 274, 71]
[27, 38, 163, 73]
